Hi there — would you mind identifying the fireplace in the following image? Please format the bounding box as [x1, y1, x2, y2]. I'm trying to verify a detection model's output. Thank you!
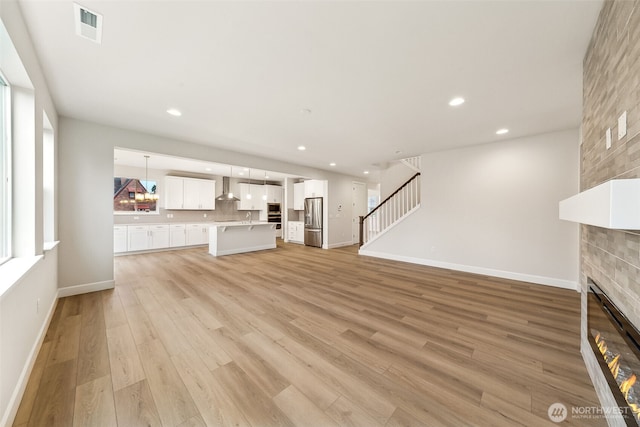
[588, 279, 640, 425]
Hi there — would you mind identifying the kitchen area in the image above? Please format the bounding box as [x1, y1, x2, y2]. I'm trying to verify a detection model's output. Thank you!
[113, 148, 328, 257]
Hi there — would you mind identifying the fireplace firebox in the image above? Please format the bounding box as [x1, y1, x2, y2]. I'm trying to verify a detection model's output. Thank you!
[588, 279, 640, 426]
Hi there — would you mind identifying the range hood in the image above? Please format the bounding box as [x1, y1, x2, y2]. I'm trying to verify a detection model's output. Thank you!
[216, 176, 240, 201]
[559, 178, 640, 229]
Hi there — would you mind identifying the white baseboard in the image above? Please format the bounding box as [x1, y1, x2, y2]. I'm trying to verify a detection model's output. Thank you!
[1, 296, 58, 427]
[57, 280, 115, 298]
[328, 241, 356, 249]
[358, 249, 578, 291]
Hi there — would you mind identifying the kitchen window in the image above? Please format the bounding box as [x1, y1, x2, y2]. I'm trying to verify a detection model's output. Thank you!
[0, 74, 10, 265]
[114, 176, 159, 214]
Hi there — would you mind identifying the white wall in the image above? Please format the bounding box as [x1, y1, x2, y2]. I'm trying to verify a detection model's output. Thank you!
[0, 249, 58, 426]
[59, 117, 365, 289]
[0, 1, 59, 424]
[327, 176, 362, 248]
[379, 161, 416, 200]
[362, 129, 580, 289]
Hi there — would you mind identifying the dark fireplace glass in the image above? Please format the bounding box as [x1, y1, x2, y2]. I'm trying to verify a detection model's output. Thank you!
[588, 280, 640, 426]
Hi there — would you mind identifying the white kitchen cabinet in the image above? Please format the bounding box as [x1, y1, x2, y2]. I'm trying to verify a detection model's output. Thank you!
[116, 223, 204, 253]
[184, 178, 215, 210]
[304, 179, 326, 198]
[265, 185, 283, 204]
[288, 221, 304, 244]
[293, 182, 305, 210]
[165, 176, 215, 210]
[127, 225, 150, 251]
[237, 183, 266, 211]
[149, 224, 170, 249]
[170, 224, 186, 247]
[164, 176, 185, 209]
[186, 223, 209, 245]
[114, 226, 128, 253]
[127, 224, 170, 251]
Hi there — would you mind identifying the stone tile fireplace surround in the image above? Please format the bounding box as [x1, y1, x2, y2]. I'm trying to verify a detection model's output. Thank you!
[581, 1, 640, 426]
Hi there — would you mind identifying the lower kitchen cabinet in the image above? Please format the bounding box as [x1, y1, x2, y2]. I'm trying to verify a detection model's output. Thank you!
[288, 221, 304, 244]
[170, 224, 186, 247]
[114, 226, 128, 253]
[186, 223, 209, 245]
[127, 225, 150, 252]
[149, 225, 170, 249]
[116, 223, 210, 254]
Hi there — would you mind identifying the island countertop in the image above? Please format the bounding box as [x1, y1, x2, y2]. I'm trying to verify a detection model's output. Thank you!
[209, 222, 277, 256]
[209, 221, 275, 227]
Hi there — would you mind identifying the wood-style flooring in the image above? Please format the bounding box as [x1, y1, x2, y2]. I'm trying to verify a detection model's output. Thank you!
[14, 242, 605, 426]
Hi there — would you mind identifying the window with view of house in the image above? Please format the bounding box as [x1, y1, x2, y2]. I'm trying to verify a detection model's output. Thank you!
[0, 75, 10, 265]
[114, 177, 159, 213]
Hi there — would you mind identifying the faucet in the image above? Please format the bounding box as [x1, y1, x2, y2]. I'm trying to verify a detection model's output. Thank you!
[246, 211, 252, 223]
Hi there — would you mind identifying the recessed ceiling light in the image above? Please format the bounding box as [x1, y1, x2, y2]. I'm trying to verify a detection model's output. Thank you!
[205, 167, 212, 171]
[265, 175, 270, 179]
[238, 172, 244, 176]
[243, 168, 249, 171]
[364, 171, 370, 175]
[298, 145, 306, 151]
[496, 128, 509, 135]
[166, 108, 182, 117]
[329, 162, 336, 167]
[449, 97, 465, 107]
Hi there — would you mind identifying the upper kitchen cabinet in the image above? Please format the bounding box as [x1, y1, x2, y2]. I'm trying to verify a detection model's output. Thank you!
[184, 178, 216, 209]
[237, 183, 266, 210]
[265, 185, 283, 204]
[164, 176, 184, 209]
[164, 176, 216, 210]
[304, 179, 326, 198]
[293, 182, 305, 210]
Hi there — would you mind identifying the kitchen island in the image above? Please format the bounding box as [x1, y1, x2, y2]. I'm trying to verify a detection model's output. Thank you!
[209, 222, 277, 256]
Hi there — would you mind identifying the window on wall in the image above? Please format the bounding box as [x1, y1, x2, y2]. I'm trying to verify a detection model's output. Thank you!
[114, 177, 159, 213]
[43, 115, 54, 244]
[0, 75, 10, 264]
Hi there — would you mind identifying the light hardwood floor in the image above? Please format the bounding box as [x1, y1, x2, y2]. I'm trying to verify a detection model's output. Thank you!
[14, 242, 605, 426]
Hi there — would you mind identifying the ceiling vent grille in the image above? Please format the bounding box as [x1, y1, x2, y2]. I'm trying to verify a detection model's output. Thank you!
[73, 3, 102, 44]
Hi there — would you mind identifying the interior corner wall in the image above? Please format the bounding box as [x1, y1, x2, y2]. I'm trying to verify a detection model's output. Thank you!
[362, 129, 580, 288]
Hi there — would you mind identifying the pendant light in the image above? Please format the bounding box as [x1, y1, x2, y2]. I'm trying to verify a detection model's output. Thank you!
[143, 155, 158, 201]
[227, 165, 235, 199]
[246, 169, 252, 199]
[262, 171, 267, 201]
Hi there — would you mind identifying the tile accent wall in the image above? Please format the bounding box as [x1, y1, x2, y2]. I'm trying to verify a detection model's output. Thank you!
[581, 0, 640, 424]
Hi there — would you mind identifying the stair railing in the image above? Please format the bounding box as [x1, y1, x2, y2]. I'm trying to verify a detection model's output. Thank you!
[359, 172, 420, 247]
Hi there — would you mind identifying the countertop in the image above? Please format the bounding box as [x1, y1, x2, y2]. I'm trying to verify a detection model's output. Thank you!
[117, 221, 279, 226]
[210, 221, 276, 227]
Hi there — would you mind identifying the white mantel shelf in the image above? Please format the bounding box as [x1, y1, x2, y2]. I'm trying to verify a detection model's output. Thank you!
[209, 222, 277, 256]
[559, 179, 640, 229]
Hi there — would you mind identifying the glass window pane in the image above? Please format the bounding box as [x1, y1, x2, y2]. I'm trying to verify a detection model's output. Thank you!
[0, 75, 10, 264]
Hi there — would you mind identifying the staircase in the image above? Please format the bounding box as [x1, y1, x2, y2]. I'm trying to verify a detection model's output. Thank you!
[400, 156, 421, 172]
[359, 171, 421, 247]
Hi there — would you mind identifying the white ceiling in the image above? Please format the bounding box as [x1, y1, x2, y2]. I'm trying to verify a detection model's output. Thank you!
[18, 0, 602, 178]
[114, 148, 296, 182]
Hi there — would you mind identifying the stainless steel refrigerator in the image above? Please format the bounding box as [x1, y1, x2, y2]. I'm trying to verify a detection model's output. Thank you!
[304, 197, 323, 248]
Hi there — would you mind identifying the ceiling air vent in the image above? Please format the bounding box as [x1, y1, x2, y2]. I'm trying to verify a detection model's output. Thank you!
[73, 3, 103, 44]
